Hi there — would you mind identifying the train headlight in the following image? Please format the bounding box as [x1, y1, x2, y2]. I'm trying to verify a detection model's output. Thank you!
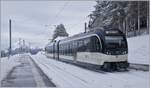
[122, 51, 127, 54]
[106, 51, 111, 55]
[106, 52, 109, 54]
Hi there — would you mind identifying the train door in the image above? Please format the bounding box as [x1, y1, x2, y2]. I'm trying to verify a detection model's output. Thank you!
[56, 41, 60, 60]
[53, 41, 60, 60]
[90, 36, 102, 52]
[53, 42, 55, 59]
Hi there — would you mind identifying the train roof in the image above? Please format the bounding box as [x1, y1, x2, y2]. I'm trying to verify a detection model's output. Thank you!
[45, 28, 124, 46]
[59, 28, 106, 42]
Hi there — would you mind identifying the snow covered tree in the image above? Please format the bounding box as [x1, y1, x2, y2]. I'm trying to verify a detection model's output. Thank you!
[88, 1, 129, 32]
[125, 1, 149, 35]
[52, 24, 69, 41]
[88, 1, 111, 29]
[88, 1, 149, 36]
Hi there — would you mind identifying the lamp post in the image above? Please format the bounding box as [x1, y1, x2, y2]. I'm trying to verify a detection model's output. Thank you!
[0, 21, 1, 57]
[9, 19, 12, 58]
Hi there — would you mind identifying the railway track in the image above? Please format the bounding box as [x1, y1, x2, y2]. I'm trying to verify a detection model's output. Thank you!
[59, 59, 107, 73]
[60, 58, 150, 72]
[32, 57, 91, 88]
[69, 61, 149, 73]
[58, 59, 138, 73]
[46, 55, 149, 73]
[31, 55, 149, 88]
[129, 63, 149, 71]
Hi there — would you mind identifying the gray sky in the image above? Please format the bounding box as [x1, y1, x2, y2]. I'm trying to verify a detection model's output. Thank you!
[1, 1, 96, 50]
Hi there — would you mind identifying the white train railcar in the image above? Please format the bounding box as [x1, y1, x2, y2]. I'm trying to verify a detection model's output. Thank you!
[45, 28, 129, 71]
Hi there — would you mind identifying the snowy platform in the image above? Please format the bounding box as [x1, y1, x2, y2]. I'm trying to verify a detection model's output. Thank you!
[0, 55, 21, 82]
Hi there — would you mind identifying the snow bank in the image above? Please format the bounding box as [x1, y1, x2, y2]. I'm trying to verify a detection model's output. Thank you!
[31, 53, 149, 88]
[0, 55, 21, 82]
[127, 35, 150, 65]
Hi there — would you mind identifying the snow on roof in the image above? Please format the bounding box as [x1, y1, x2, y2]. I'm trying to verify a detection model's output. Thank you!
[54, 36, 68, 41]
[12, 40, 30, 50]
[12, 41, 20, 49]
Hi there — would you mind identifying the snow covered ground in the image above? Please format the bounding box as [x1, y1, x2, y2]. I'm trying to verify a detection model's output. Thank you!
[127, 34, 150, 65]
[0, 55, 21, 82]
[31, 53, 149, 88]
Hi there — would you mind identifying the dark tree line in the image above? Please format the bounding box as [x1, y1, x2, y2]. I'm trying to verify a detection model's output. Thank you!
[88, 1, 149, 36]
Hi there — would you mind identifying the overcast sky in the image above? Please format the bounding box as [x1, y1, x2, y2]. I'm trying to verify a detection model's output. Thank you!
[1, 1, 96, 50]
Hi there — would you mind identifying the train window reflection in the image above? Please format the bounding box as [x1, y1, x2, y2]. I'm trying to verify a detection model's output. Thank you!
[105, 36, 127, 49]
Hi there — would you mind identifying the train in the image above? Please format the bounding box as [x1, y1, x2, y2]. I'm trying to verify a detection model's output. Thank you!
[45, 28, 129, 71]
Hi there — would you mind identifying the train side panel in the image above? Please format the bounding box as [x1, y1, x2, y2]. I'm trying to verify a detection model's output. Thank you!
[76, 52, 128, 65]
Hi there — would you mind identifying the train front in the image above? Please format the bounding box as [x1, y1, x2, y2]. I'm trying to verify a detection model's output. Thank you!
[102, 29, 129, 71]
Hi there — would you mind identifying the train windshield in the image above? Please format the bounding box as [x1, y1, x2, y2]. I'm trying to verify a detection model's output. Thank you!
[105, 36, 127, 55]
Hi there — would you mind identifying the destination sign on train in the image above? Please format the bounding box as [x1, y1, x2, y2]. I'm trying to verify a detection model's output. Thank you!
[105, 30, 119, 34]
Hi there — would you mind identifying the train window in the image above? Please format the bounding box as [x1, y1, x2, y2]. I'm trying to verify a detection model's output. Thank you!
[70, 42, 73, 56]
[83, 37, 91, 52]
[58, 36, 101, 55]
[105, 36, 127, 49]
[90, 36, 101, 52]
[77, 39, 86, 52]
[95, 37, 101, 51]
[63, 44, 65, 55]
[61, 44, 63, 55]
[105, 36, 123, 43]
[64, 44, 66, 55]
[67, 43, 69, 55]
[62, 45, 63, 55]
[84, 38, 90, 45]
[66, 43, 68, 55]
[72, 41, 75, 54]
[75, 41, 77, 48]
[68, 43, 71, 55]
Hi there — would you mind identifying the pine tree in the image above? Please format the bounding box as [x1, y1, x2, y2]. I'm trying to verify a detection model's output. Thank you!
[52, 24, 69, 41]
[89, 1, 149, 36]
[88, 1, 129, 32]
